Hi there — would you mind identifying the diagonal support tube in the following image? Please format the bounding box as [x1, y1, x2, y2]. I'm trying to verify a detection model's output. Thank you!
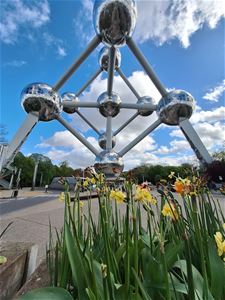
[179, 119, 213, 165]
[119, 118, 161, 157]
[106, 116, 113, 150]
[1, 112, 39, 172]
[57, 116, 99, 157]
[127, 37, 167, 97]
[114, 112, 139, 136]
[76, 68, 102, 97]
[53, 35, 101, 91]
[107, 47, 116, 96]
[76, 110, 101, 135]
[117, 68, 140, 99]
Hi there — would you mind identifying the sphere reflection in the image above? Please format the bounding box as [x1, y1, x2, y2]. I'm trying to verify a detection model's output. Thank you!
[98, 91, 121, 117]
[99, 46, 121, 71]
[98, 132, 116, 149]
[94, 150, 124, 177]
[93, 0, 137, 47]
[62, 92, 79, 114]
[21, 83, 61, 122]
[137, 96, 154, 116]
[157, 90, 194, 125]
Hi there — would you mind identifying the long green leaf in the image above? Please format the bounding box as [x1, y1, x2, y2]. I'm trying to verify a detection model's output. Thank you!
[174, 260, 214, 300]
[64, 222, 89, 300]
[208, 239, 225, 299]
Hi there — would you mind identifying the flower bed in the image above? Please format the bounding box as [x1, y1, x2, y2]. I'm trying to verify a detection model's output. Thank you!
[19, 173, 225, 299]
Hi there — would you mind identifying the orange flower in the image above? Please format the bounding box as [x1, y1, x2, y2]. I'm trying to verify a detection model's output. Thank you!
[174, 179, 184, 194]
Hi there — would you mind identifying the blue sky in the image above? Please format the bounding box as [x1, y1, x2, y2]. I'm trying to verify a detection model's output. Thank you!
[1, 0, 225, 170]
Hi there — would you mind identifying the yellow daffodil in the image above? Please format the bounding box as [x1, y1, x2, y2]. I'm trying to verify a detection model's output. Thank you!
[59, 192, 65, 202]
[168, 171, 175, 179]
[83, 180, 89, 187]
[110, 190, 125, 203]
[214, 232, 225, 257]
[162, 202, 179, 221]
[135, 187, 156, 204]
[90, 177, 96, 184]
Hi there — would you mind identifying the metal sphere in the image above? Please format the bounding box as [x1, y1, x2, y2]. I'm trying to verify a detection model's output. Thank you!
[94, 150, 124, 177]
[62, 92, 79, 114]
[21, 83, 61, 122]
[99, 46, 121, 71]
[93, 0, 137, 47]
[157, 90, 194, 125]
[137, 96, 154, 116]
[97, 92, 121, 117]
[98, 132, 116, 149]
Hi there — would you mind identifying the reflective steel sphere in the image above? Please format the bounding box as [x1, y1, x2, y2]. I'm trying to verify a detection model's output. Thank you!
[93, 0, 137, 47]
[157, 90, 194, 125]
[137, 96, 154, 116]
[94, 150, 124, 177]
[98, 132, 116, 149]
[98, 92, 121, 117]
[21, 83, 61, 121]
[62, 92, 79, 114]
[99, 46, 121, 71]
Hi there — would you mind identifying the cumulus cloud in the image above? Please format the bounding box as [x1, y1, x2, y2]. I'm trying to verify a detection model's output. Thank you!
[135, 0, 225, 48]
[190, 106, 225, 124]
[203, 80, 225, 102]
[0, 0, 50, 44]
[79, 0, 225, 48]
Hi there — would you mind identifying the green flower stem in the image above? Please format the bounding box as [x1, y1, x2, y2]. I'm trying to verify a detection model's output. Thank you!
[125, 202, 130, 297]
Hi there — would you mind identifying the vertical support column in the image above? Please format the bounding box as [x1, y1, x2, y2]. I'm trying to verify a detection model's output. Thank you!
[16, 168, 22, 189]
[31, 162, 39, 191]
[107, 47, 116, 96]
[106, 116, 113, 150]
[9, 172, 15, 190]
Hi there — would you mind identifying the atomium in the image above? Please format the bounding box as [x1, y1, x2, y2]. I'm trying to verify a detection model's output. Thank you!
[62, 92, 79, 114]
[98, 133, 116, 149]
[99, 46, 121, 71]
[21, 83, 61, 122]
[94, 151, 124, 177]
[1, 0, 213, 186]
[93, 0, 137, 47]
[137, 96, 155, 116]
[157, 90, 194, 125]
[98, 91, 121, 117]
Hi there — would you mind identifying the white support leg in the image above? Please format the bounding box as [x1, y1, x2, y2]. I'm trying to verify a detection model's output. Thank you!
[179, 119, 213, 165]
[0, 112, 39, 172]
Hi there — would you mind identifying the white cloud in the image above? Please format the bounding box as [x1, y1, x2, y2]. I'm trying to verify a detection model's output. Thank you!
[4, 60, 27, 67]
[190, 106, 225, 123]
[0, 0, 50, 44]
[154, 139, 190, 155]
[57, 46, 67, 57]
[203, 80, 225, 102]
[135, 0, 225, 48]
[42, 32, 67, 57]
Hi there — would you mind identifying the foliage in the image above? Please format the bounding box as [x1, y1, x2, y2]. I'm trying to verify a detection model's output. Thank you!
[11, 152, 75, 187]
[127, 164, 192, 185]
[45, 173, 225, 299]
